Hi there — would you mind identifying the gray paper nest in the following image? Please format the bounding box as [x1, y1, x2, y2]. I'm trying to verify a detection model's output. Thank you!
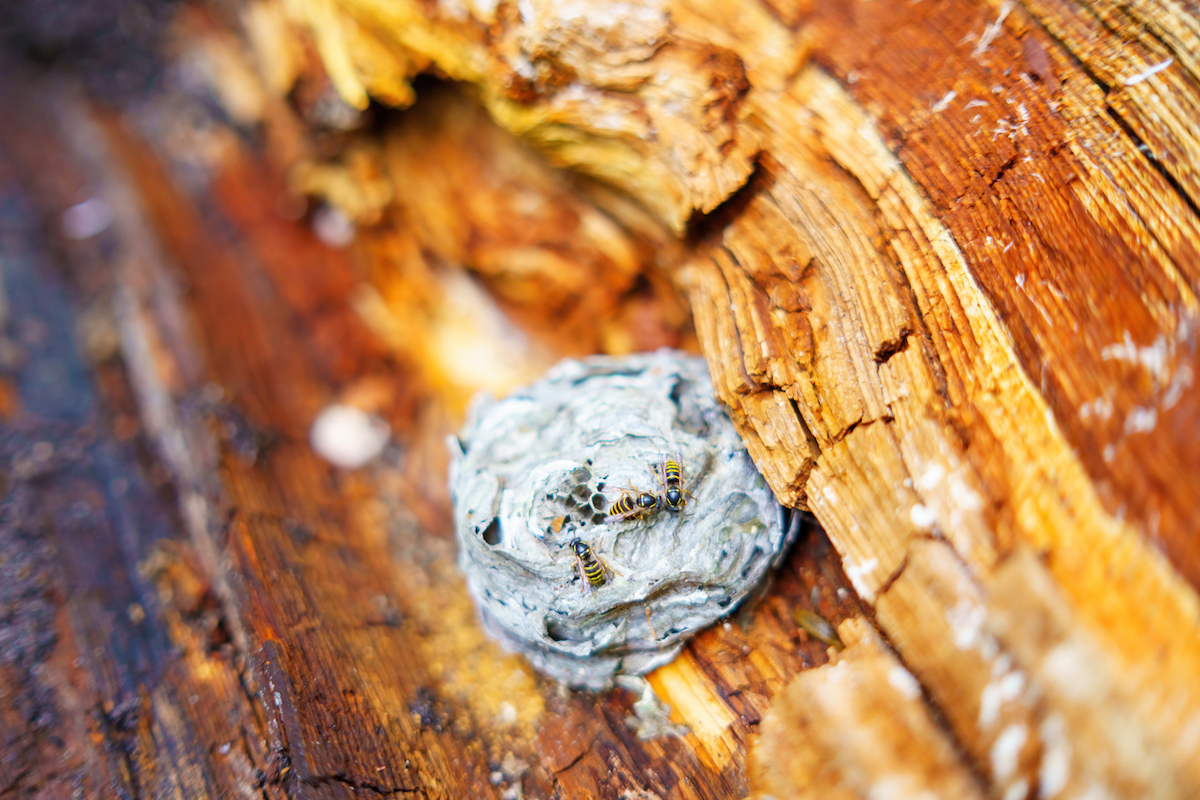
[449, 350, 796, 689]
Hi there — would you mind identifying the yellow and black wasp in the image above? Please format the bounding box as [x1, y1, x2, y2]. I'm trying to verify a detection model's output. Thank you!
[569, 538, 612, 593]
[657, 455, 695, 512]
[604, 488, 662, 523]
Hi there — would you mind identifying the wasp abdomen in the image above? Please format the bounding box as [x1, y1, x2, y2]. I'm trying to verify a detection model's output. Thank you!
[605, 490, 661, 523]
[658, 456, 693, 511]
[571, 538, 608, 589]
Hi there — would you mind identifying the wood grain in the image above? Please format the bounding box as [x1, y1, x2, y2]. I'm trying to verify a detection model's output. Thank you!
[0, 70, 869, 798]
[749, 618, 988, 800]
[803, 0, 1200, 588]
[0, 84, 280, 800]
[5, 0, 1200, 796]
[242, 0, 1200, 795]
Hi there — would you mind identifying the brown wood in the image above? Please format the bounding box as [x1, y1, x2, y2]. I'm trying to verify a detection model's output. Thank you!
[750, 618, 989, 800]
[3, 0, 1200, 797]
[0, 65, 862, 799]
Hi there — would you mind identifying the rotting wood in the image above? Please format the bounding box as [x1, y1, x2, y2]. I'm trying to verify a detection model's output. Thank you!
[0, 90, 283, 800]
[208, 0, 1200, 796]
[749, 618, 989, 800]
[4, 0, 1200, 796]
[0, 71, 868, 798]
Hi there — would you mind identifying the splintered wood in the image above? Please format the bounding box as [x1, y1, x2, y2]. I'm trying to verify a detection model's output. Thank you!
[19, 80, 852, 798]
[749, 619, 988, 800]
[277, 0, 761, 232]
[238, 0, 1200, 795]
[11, 0, 1198, 797]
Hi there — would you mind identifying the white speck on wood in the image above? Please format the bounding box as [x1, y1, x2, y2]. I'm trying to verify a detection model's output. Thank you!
[972, 1, 1012, 57]
[310, 404, 390, 468]
[991, 723, 1028, 782]
[845, 557, 880, 601]
[1038, 713, 1071, 798]
[1124, 58, 1173, 86]
[910, 502, 937, 530]
[312, 204, 355, 247]
[888, 664, 922, 699]
[978, 669, 1025, 729]
[1124, 406, 1157, 435]
[62, 197, 114, 240]
[931, 90, 957, 114]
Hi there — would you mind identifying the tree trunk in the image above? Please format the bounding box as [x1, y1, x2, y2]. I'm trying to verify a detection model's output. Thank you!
[2, 0, 1198, 798]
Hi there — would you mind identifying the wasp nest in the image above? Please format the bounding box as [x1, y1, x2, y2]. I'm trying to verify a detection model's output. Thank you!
[449, 350, 795, 689]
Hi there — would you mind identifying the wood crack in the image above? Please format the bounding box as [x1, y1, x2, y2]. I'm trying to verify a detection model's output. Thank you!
[874, 550, 909, 600]
[1103, 103, 1200, 223]
[787, 395, 823, 462]
[550, 749, 589, 775]
[1012, 0, 1200, 268]
[685, 155, 770, 246]
[300, 773, 419, 795]
[874, 327, 913, 364]
[93, 700, 144, 800]
[0, 765, 37, 799]
[988, 153, 1019, 188]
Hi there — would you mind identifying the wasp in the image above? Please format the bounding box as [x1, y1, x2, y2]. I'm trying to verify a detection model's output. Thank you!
[605, 489, 662, 523]
[569, 538, 612, 593]
[657, 455, 694, 512]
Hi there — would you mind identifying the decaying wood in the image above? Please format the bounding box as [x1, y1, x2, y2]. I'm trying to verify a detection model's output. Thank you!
[212, 0, 1200, 796]
[0, 62, 868, 799]
[749, 618, 988, 800]
[3, 0, 1200, 796]
[0, 87, 279, 799]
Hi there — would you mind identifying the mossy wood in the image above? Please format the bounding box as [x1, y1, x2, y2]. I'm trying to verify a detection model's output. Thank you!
[1, 0, 1198, 797]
